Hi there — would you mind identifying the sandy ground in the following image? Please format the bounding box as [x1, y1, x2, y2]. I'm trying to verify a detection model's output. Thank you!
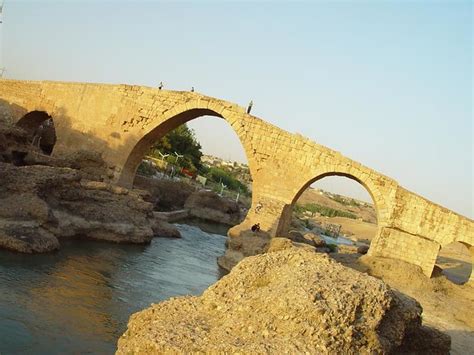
[313, 215, 378, 241]
[437, 242, 472, 285]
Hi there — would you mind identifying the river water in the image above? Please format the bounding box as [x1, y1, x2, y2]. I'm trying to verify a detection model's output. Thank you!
[0, 224, 227, 354]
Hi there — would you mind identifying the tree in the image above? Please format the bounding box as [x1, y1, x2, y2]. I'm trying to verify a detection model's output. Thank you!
[150, 124, 203, 171]
[206, 167, 249, 194]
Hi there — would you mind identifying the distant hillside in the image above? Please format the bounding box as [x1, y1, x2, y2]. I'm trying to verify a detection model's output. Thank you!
[297, 188, 377, 224]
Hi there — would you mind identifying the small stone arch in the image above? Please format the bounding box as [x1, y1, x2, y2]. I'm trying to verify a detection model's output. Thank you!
[16, 111, 57, 155]
[292, 172, 381, 223]
[117, 100, 255, 189]
[276, 170, 384, 237]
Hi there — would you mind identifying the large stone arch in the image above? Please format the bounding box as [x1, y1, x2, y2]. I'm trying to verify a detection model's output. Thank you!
[116, 99, 257, 188]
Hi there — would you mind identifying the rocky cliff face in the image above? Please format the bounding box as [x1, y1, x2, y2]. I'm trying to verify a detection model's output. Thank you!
[0, 116, 173, 253]
[0, 162, 156, 253]
[117, 247, 450, 354]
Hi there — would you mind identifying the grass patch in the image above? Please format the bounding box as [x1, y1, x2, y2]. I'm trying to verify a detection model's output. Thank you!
[294, 203, 357, 220]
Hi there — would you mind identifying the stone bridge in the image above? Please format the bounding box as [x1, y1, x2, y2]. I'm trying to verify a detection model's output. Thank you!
[0, 79, 472, 279]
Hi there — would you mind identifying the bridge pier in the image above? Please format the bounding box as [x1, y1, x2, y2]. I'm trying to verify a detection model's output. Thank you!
[368, 227, 440, 276]
[228, 195, 293, 238]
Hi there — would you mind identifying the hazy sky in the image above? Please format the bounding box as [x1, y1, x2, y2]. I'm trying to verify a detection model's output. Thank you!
[1, 0, 472, 217]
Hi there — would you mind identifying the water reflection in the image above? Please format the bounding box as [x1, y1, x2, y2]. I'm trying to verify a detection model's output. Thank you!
[0, 224, 226, 354]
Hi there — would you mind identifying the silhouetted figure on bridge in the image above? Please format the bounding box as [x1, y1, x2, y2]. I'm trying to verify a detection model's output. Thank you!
[247, 100, 253, 114]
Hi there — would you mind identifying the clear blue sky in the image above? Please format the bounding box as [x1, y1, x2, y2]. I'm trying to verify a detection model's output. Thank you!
[1, 0, 472, 217]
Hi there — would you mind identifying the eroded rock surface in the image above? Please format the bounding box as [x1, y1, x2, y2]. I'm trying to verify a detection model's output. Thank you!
[0, 163, 156, 252]
[217, 230, 271, 271]
[134, 175, 195, 211]
[151, 213, 181, 238]
[185, 190, 241, 226]
[117, 248, 450, 354]
[0, 115, 162, 253]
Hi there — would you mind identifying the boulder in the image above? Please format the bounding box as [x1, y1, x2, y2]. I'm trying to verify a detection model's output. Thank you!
[185, 190, 241, 226]
[151, 218, 181, 238]
[337, 244, 359, 254]
[304, 231, 326, 247]
[268, 237, 317, 253]
[266, 237, 293, 252]
[0, 221, 59, 253]
[316, 246, 332, 253]
[118, 248, 450, 354]
[134, 175, 195, 211]
[287, 230, 326, 248]
[287, 230, 305, 242]
[217, 230, 271, 272]
[357, 244, 370, 254]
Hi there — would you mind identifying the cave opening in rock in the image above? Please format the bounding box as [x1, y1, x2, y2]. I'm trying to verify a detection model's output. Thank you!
[16, 111, 57, 155]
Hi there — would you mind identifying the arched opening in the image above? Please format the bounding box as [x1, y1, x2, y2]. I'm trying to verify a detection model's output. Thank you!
[16, 111, 57, 155]
[122, 110, 253, 234]
[435, 241, 472, 284]
[287, 173, 378, 253]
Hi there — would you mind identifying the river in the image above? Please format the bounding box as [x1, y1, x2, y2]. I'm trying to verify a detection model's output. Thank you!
[0, 224, 227, 354]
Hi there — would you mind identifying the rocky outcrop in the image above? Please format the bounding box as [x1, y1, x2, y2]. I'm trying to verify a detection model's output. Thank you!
[0, 162, 156, 253]
[117, 248, 450, 354]
[152, 209, 190, 223]
[357, 244, 370, 254]
[0, 116, 162, 253]
[0, 220, 60, 253]
[134, 175, 195, 211]
[151, 213, 181, 238]
[185, 190, 241, 226]
[288, 230, 327, 248]
[217, 230, 271, 272]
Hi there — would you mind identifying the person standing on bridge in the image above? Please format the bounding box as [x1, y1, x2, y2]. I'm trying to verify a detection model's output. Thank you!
[247, 100, 253, 114]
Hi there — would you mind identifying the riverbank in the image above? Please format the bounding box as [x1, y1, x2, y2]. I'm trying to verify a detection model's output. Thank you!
[0, 224, 227, 354]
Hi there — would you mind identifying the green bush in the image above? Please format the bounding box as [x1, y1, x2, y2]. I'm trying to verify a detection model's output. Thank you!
[137, 161, 156, 177]
[206, 167, 248, 194]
